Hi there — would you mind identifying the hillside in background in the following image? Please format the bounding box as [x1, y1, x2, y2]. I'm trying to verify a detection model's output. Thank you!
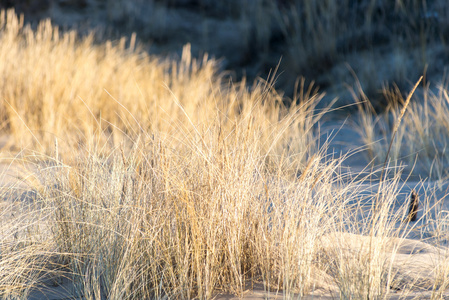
[1, 0, 448, 110]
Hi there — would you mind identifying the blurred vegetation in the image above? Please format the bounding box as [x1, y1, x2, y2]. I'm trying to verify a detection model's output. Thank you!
[1, 0, 448, 110]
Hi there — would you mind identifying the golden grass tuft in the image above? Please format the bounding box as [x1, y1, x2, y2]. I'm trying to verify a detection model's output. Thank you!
[1, 8, 449, 299]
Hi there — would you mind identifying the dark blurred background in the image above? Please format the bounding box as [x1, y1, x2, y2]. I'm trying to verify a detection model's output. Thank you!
[1, 0, 448, 110]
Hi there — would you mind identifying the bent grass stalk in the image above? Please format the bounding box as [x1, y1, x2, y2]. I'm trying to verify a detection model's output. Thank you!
[365, 77, 422, 299]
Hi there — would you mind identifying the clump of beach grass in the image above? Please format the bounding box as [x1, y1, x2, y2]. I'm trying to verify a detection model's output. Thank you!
[0, 8, 337, 298]
[1, 8, 449, 300]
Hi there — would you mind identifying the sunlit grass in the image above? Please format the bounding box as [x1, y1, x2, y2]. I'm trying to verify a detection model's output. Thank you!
[0, 8, 449, 299]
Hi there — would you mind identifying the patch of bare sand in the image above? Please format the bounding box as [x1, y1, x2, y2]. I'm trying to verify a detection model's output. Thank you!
[320, 232, 449, 298]
[218, 234, 449, 299]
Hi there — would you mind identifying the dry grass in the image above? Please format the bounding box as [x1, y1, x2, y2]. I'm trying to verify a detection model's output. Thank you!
[354, 78, 449, 181]
[73, 0, 449, 104]
[0, 9, 449, 299]
[268, 0, 446, 97]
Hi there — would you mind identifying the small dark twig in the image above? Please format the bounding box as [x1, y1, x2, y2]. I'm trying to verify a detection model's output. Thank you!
[407, 189, 419, 222]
